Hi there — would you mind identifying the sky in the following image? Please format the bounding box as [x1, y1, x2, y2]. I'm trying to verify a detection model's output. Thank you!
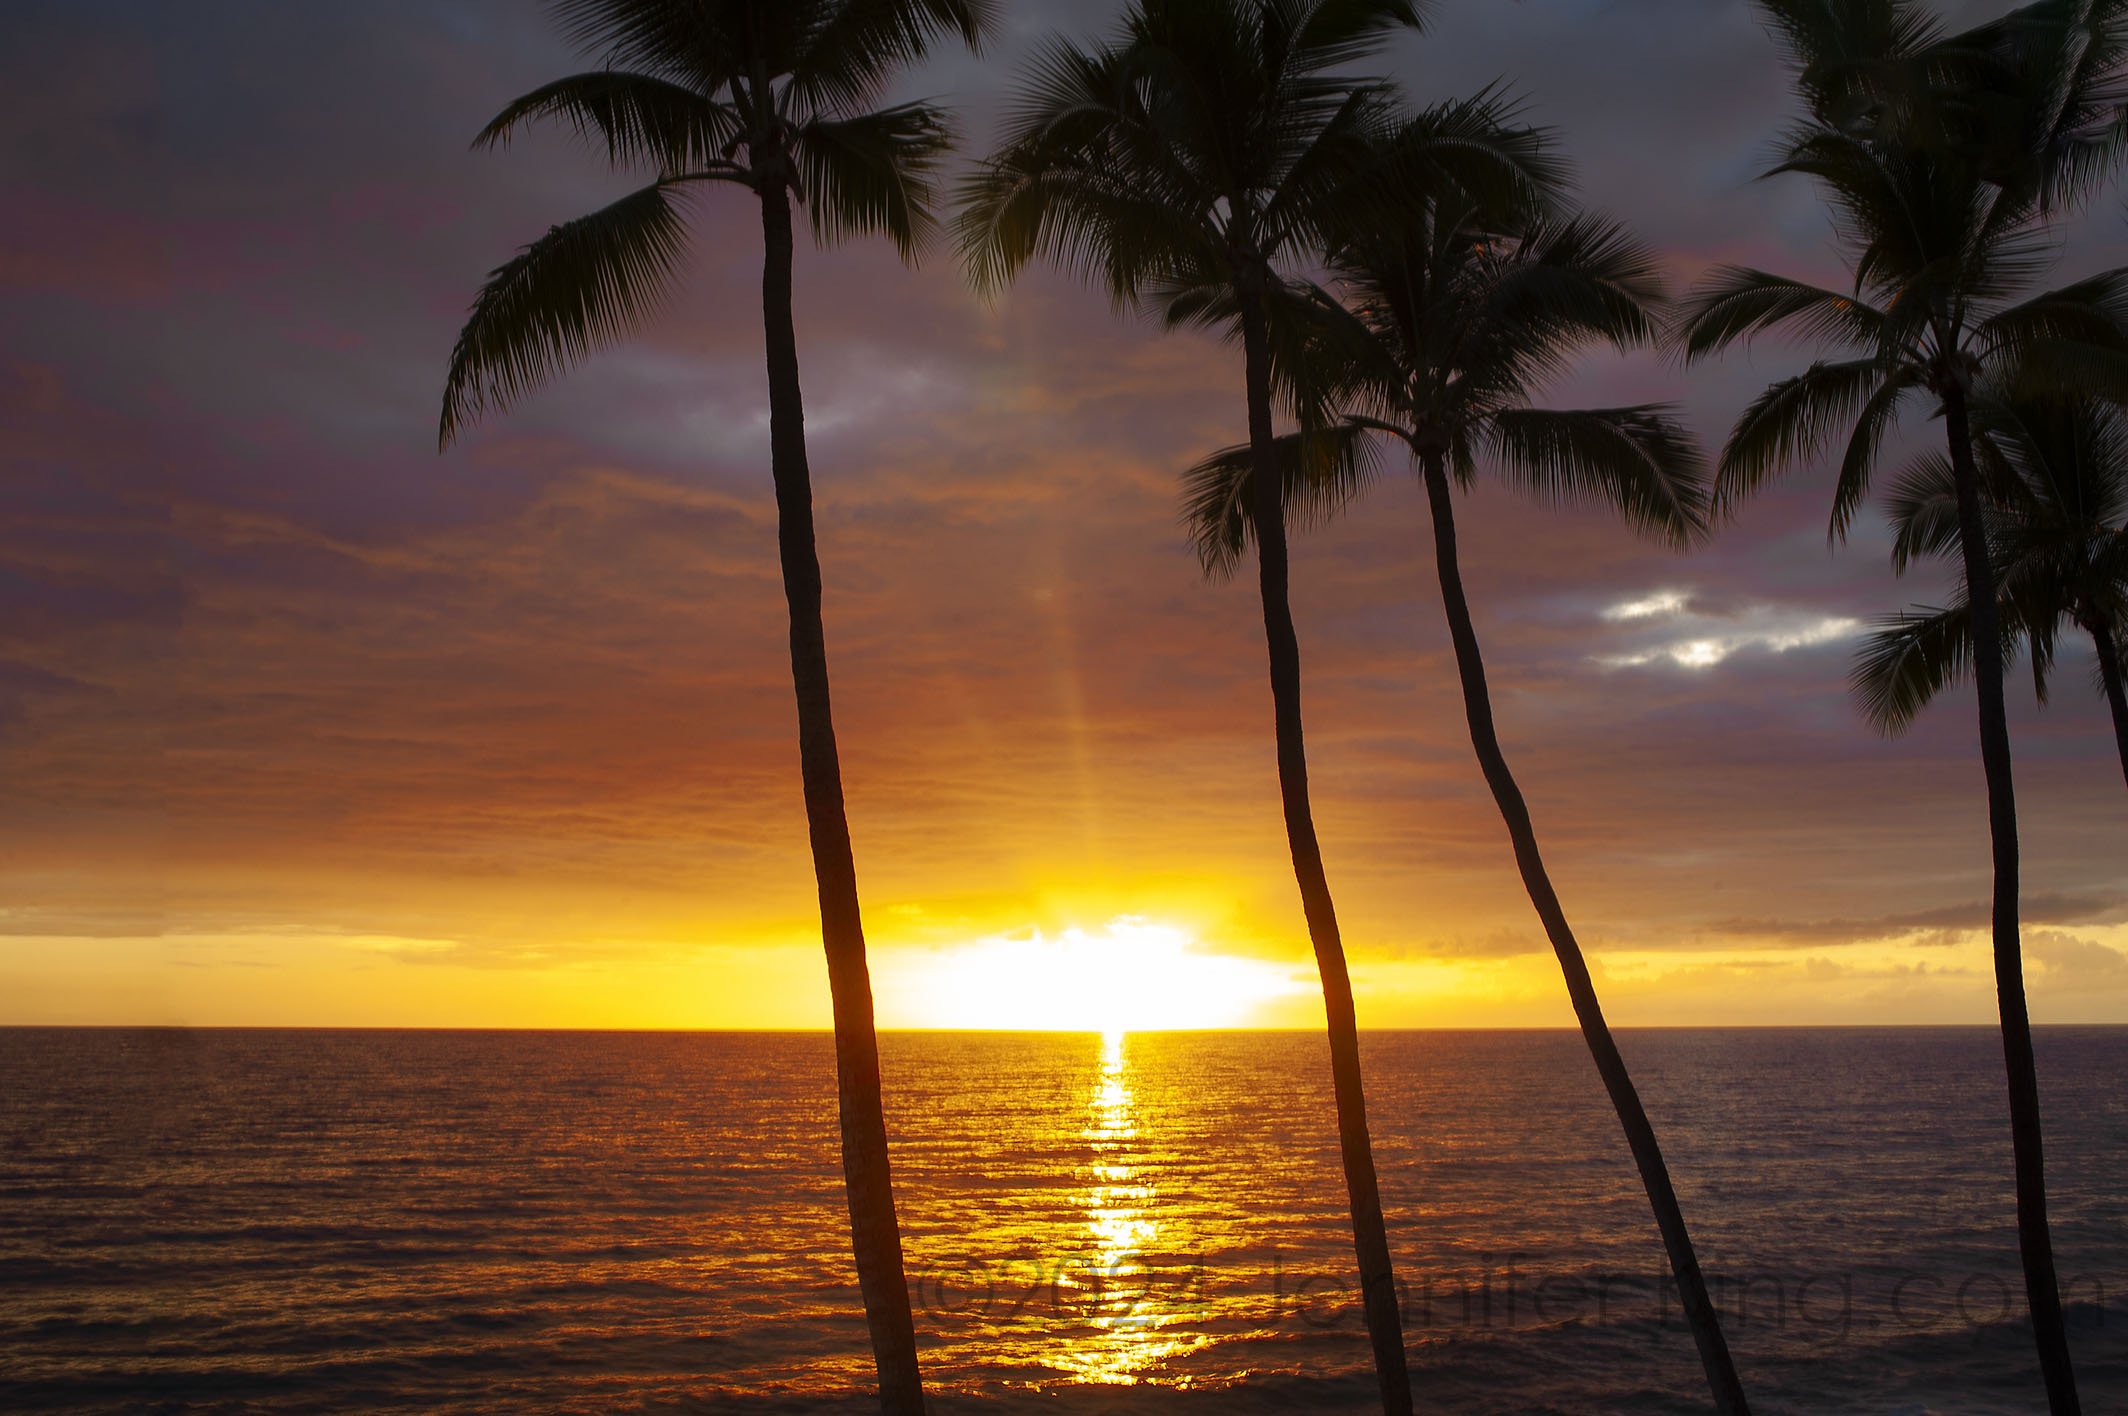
[1, 0, 2124, 1029]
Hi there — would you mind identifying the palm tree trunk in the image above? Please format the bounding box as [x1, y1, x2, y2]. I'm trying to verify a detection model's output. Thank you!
[1944, 388, 2080, 1416]
[1417, 450, 1750, 1416]
[2087, 618, 2128, 792]
[759, 180, 926, 1416]
[1236, 293, 1412, 1416]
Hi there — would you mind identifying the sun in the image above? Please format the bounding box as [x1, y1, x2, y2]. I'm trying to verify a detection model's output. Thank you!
[890, 917, 1306, 1032]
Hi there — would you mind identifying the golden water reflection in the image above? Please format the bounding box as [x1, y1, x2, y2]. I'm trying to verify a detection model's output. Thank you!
[1050, 1029, 1213, 1385]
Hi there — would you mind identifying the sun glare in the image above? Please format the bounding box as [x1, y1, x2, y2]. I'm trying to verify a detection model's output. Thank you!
[895, 918, 1304, 1032]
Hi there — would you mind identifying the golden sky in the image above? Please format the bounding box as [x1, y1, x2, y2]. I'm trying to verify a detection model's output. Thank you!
[1, 0, 2124, 1028]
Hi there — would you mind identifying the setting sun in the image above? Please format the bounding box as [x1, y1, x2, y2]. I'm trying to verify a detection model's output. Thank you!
[887, 918, 1308, 1032]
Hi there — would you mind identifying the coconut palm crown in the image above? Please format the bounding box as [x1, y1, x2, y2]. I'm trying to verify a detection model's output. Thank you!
[441, 0, 993, 443]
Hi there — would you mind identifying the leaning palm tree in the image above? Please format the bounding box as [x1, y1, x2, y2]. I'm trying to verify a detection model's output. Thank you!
[958, 5, 1552, 1409]
[437, 2, 995, 1410]
[1184, 193, 1750, 1416]
[1853, 390, 2128, 787]
[1677, 5, 2128, 1408]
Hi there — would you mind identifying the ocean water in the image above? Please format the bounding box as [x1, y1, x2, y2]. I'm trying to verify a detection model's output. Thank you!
[1, 1028, 2123, 1415]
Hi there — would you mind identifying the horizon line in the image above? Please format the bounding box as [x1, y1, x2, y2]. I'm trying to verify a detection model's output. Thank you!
[5, 1022, 2125, 1033]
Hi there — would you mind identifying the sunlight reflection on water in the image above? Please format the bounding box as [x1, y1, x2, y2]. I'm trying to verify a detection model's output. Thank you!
[1050, 1030, 1212, 1385]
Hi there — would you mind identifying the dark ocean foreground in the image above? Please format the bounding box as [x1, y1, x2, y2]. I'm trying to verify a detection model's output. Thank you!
[1, 1027, 2122, 1414]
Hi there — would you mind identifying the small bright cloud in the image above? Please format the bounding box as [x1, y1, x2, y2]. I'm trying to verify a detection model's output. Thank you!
[1602, 589, 1690, 622]
[1669, 639, 1727, 668]
[339, 935, 461, 956]
[1595, 590, 1863, 671]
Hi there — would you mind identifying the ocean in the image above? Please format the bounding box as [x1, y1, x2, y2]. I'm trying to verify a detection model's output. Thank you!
[1, 1027, 2122, 1414]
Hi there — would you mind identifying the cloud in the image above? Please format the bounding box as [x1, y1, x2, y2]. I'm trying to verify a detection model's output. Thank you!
[1697, 894, 2128, 949]
[2027, 931, 2128, 992]
[1602, 589, 1692, 622]
[0, 906, 170, 939]
[1593, 589, 1863, 669]
[337, 934, 463, 958]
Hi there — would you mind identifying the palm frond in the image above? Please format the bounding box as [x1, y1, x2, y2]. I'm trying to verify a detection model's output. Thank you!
[473, 69, 742, 171]
[1346, 86, 1567, 233]
[1147, 275, 1382, 428]
[956, 154, 1212, 305]
[1956, 0, 2128, 211]
[1486, 405, 1710, 547]
[954, 33, 1206, 302]
[439, 179, 692, 447]
[1674, 266, 1887, 361]
[1976, 265, 2128, 363]
[797, 100, 953, 255]
[1180, 420, 1390, 577]
[1714, 357, 1886, 511]
[1882, 449, 1964, 571]
[1286, 0, 1431, 71]
[1850, 602, 1978, 733]
[1767, 129, 1939, 295]
[787, 0, 1000, 117]
[2011, 335, 2128, 401]
[1478, 212, 1668, 357]
[1828, 366, 1919, 538]
[1257, 81, 1408, 258]
[1850, 576, 2060, 729]
[2089, 533, 2128, 624]
[547, 0, 747, 87]
[1756, 0, 1948, 132]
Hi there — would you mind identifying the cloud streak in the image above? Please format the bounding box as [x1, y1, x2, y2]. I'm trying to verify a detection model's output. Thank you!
[1594, 589, 1864, 669]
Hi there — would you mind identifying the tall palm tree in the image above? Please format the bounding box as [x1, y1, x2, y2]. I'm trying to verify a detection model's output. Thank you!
[957, 5, 1552, 1409]
[437, 3, 994, 1410]
[1852, 390, 2128, 787]
[1677, 5, 2128, 1409]
[1184, 194, 1751, 1416]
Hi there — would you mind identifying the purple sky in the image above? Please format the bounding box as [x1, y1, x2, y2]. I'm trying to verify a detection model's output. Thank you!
[2, 0, 2124, 1026]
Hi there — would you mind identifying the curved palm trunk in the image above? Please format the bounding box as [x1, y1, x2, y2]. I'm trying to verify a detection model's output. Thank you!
[1417, 451, 1750, 1416]
[2087, 619, 2128, 791]
[1944, 390, 2080, 1416]
[1237, 297, 1413, 1416]
[760, 181, 926, 1416]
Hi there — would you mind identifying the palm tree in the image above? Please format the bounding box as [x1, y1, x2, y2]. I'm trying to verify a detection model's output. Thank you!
[1184, 192, 1751, 1416]
[1677, 5, 2128, 1408]
[1853, 389, 2128, 787]
[436, 3, 995, 1410]
[957, 5, 1552, 1409]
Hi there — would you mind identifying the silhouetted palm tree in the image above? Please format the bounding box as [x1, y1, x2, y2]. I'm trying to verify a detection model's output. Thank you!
[437, 3, 994, 1410]
[1184, 191, 1750, 1416]
[1678, 5, 2128, 1408]
[957, 5, 1552, 1409]
[1853, 389, 2128, 787]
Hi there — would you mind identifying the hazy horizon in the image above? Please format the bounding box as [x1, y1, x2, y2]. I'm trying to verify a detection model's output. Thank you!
[8, 1020, 2128, 1034]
